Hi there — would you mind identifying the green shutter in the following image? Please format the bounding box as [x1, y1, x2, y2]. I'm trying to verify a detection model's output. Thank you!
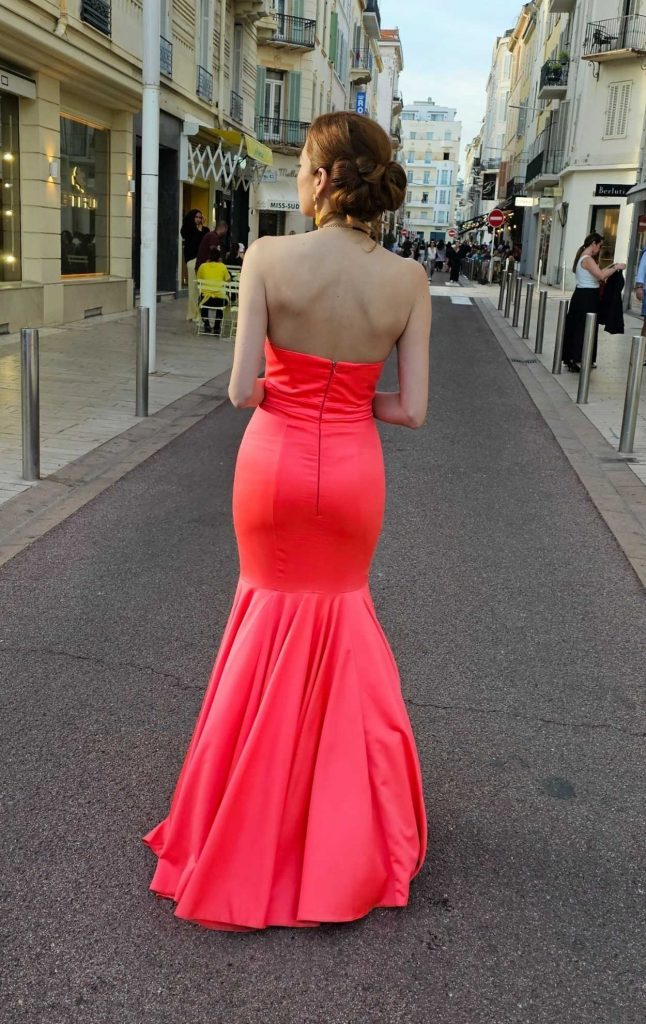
[329, 11, 338, 66]
[255, 65, 267, 120]
[287, 70, 301, 122]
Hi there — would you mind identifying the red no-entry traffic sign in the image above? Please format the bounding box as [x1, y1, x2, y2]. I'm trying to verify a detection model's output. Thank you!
[487, 209, 505, 229]
[447, 228, 457, 237]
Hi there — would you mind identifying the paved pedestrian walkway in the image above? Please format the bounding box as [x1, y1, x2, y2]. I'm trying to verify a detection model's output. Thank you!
[431, 269, 646, 484]
[0, 301, 233, 506]
[1, 297, 644, 1024]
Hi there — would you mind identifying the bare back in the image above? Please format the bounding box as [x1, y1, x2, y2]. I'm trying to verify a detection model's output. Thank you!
[258, 230, 425, 363]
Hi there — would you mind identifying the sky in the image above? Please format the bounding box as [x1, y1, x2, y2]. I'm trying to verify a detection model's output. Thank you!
[378, 0, 524, 173]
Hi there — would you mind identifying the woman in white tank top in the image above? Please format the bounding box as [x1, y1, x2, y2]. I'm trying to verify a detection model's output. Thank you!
[563, 232, 625, 372]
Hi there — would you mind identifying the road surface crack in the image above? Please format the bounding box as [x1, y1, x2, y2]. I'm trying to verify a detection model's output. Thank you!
[405, 699, 645, 737]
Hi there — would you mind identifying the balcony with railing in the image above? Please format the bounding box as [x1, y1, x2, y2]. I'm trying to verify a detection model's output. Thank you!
[392, 95, 403, 115]
[481, 157, 501, 170]
[160, 36, 173, 78]
[255, 116, 310, 151]
[539, 58, 569, 99]
[363, 0, 381, 40]
[234, 0, 274, 21]
[230, 90, 244, 124]
[197, 65, 213, 103]
[81, 0, 111, 36]
[526, 149, 562, 188]
[582, 15, 646, 62]
[265, 13, 316, 49]
[350, 48, 374, 85]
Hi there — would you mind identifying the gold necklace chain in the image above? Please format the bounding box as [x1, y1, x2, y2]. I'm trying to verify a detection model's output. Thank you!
[319, 217, 373, 238]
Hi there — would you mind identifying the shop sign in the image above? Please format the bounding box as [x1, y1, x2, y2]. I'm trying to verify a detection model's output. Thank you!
[594, 183, 637, 198]
[539, 197, 555, 209]
[268, 200, 301, 211]
[515, 197, 537, 207]
[262, 169, 278, 183]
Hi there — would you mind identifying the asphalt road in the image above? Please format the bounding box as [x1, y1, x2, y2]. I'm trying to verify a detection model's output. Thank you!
[1, 297, 645, 1024]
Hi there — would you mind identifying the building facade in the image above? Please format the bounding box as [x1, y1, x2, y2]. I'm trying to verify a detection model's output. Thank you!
[400, 98, 462, 242]
[251, 0, 384, 237]
[0, 0, 274, 332]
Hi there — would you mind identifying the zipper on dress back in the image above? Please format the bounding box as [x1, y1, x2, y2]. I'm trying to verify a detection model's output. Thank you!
[316, 360, 337, 514]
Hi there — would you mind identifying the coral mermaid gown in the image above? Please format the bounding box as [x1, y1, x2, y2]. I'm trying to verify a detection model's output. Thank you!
[143, 340, 427, 930]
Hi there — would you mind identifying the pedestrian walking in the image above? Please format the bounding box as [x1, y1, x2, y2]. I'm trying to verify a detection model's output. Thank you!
[180, 209, 208, 322]
[446, 242, 461, 285]
[196, 246, 230, 334]
[143, 110, 430, 932]
[428, 241, 437, 278]
[435, 239, 445, 274]
[562, 232, 625, 372]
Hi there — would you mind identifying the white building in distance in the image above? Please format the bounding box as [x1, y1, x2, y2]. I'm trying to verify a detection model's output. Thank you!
[399, 98, 462, 242]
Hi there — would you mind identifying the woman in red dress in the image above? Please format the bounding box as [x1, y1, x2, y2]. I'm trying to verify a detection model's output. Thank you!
[144, 112, 432, 931]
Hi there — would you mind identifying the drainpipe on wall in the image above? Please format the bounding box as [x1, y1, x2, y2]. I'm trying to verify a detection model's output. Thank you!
[54, 0, 68, 37]
[218, 0, 227, 127]
[140, 0, 161, 372]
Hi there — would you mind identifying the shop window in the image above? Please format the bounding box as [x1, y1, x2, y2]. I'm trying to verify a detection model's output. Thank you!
[60, 117, 110, 276]
[0, 93, 21, 282]
[591, 206, 619, 269]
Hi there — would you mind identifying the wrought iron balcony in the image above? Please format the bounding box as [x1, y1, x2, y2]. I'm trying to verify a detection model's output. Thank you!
[160, 36, 173, 78]
[582, 15, 646, 61]
[81, 0, 111, 36]
[267, 14, 316, 49]
[255, 116, 310, 150]
[230, 90, 244, 124]
[363, 0, 381, 41]
[350, 48, 373, 84]
[392, 95, 403, 114]
[481, 157, 501, 170]
[525, 149, 562, 187]
[197, 65, 213, 103]
[539, 58, 569, 99]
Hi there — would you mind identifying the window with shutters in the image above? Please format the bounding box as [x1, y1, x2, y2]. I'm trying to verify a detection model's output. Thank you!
[604, 82, 631, 139]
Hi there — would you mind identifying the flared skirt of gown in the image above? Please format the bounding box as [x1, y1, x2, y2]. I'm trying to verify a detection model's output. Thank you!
[143, 346, 427, 930]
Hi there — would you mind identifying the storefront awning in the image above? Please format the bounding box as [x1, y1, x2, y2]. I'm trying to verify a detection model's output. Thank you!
[181, 122, 272, 191]
[254, 180, 301, 213]
[626, 182, 646, 205]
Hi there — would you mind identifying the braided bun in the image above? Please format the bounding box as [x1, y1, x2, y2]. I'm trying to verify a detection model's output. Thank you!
[307, 113, 407, 222]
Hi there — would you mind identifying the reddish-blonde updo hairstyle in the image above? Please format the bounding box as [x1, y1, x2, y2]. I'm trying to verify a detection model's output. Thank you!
[307, 112, 407, 230]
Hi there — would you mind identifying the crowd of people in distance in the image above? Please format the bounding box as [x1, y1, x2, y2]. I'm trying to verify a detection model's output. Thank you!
[385, 235, 520, 285]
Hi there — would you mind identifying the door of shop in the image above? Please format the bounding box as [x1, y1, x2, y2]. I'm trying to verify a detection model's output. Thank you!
[259, 211, 285, 236]
[591, 205, 619, 269]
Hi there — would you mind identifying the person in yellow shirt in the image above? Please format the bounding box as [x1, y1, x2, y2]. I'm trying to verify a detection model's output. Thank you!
[196, 247, 230, 334]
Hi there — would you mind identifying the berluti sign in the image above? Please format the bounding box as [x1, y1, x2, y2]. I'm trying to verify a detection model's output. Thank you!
[594, 183, 638, 198]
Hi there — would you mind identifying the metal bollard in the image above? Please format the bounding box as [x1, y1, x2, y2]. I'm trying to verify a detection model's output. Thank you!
[522, 282, 535, 339]
[576, 312, 597, 404]
[21, 328, 40, 481]
[512, 275, 523, 327]
[504, 272, 514, 318]
[619, 334, 646, 454]
[552, 298, 569, 374]
[535, 289, 548, 355]
[498, 270, 507, 310]
[136, 306, 150, 417]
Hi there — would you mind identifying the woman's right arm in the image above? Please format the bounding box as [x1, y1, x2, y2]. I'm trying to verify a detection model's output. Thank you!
[373, 262, 431, 429]
[580, 255, 626, 282]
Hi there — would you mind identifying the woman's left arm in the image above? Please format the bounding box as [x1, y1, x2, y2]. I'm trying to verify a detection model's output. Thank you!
[228, 239, 270, 408]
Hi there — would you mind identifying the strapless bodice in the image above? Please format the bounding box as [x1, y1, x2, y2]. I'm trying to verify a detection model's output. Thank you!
[262, 340, 384, 422]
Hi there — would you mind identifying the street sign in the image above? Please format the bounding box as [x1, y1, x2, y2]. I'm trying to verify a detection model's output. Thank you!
[487, 209, 505, 228]
[447, 228, 457, 237]
[355, 92, 367, 115]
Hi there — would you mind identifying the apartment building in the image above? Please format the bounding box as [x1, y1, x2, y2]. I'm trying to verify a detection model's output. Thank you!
[533, 0, 646, 289]
[251, 0, 384, 236]
[0, 0, 274, 331]
[400, 99, 462, 243]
